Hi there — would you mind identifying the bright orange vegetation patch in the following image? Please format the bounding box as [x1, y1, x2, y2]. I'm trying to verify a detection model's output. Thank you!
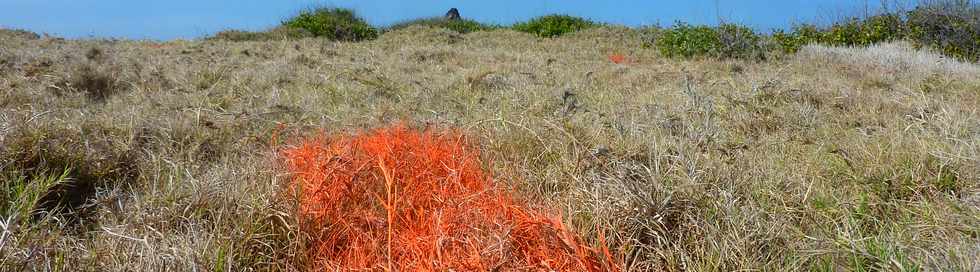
[608, 54, 627, 64]
[283, 125, 619, 271]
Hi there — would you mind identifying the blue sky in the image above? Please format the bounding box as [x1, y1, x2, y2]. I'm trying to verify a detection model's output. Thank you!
[0, 0, 917, 40]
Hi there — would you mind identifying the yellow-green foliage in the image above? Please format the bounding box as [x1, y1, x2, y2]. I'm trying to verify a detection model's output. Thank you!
[771, 1, 978, 62]
[772, 24, 824, 53]
[825, 14, 905, 46]
[774, 14, 905, 54]
[656, 23, 765, 59]
[282, 8, 378, 41]
[512, 14, 599, 38]
[656, 23, 720, 58]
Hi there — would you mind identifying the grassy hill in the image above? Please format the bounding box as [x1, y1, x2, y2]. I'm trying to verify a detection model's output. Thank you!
[1, 25, 978, 271]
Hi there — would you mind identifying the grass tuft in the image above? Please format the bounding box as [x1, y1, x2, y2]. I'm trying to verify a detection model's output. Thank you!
[209, 26, 313, 41]
[51, 63, 124, 102]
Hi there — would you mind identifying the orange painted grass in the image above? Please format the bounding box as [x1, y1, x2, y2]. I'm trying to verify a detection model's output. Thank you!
[608, 54, 627, 64]
[283, 125, 620, 271]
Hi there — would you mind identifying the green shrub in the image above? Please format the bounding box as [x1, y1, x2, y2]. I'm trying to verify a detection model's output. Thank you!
[771, 30, 798, 54]
[773, 14, 904, 54]
[771, 2, 977, 62]
[388, 17, 497, 34]
[716, 23, 767, 59]
[824, 19, 865, 46]
[656, 23, 720, 58]
[772, 24, 825, 53]
[512, 14, 599, 38]
[282, 8, 378, 41]
[823, 14, 904, 46]
[906, 1, 980, 61]
[825, 20, 868, 46]
[859, 14, 905, 44]
[656, 23, 765, 59]
[209, 26, 313, 41]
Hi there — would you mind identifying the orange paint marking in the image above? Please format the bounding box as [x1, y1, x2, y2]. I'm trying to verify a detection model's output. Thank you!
[282, 124, 621, 271]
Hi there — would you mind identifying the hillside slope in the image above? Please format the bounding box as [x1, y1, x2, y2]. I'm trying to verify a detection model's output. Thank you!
[1, 26, 979, 271]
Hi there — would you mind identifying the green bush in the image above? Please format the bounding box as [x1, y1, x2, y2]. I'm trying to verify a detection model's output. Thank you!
[388, 17, 497, 34]
[656, 23, 720, 58]
[716, 23, 767, 59]
[282, 8, 378, 41]
[209, 26, 313, 41]
[823, 19, 863, 46]
[823, 14, 903, 46]
[229, 3, 977, 62]
[773, 14, 904, 53]
[772, 24, 823, 53]
[859, 14, 905, 44]
[656, 23, 765, 59]
[906, 1, 980, 61]
[512, 15, 599, 38]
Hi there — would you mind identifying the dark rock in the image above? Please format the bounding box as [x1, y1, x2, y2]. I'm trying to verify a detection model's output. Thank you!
[445, 8, 461, 20]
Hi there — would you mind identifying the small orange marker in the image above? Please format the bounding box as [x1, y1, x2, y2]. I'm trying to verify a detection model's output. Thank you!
[609, 54, 627, 64]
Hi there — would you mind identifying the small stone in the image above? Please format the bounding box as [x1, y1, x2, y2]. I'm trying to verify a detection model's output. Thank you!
[592, 145, 611, 157]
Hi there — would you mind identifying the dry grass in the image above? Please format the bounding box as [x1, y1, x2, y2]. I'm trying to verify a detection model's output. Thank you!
[799, 42, 980, 80]
[0, 26, 978, 271]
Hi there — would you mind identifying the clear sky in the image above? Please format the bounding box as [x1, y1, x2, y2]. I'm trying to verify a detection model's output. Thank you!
[0, 0, 918, 40]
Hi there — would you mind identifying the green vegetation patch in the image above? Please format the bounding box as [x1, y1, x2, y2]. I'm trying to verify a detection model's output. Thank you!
[771, 2, 978, 61]
[204, 1, 978, 62]
[773, 14, 906, 53]
[0, 125, 140, 226]
[282, 8, 379, 41]
[906, 1, 980, 62]
[512, 14, 600, 38]
[771, 24, 825, 54]
[656, 22, 766, 59]
[655, 1, 978, 61]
